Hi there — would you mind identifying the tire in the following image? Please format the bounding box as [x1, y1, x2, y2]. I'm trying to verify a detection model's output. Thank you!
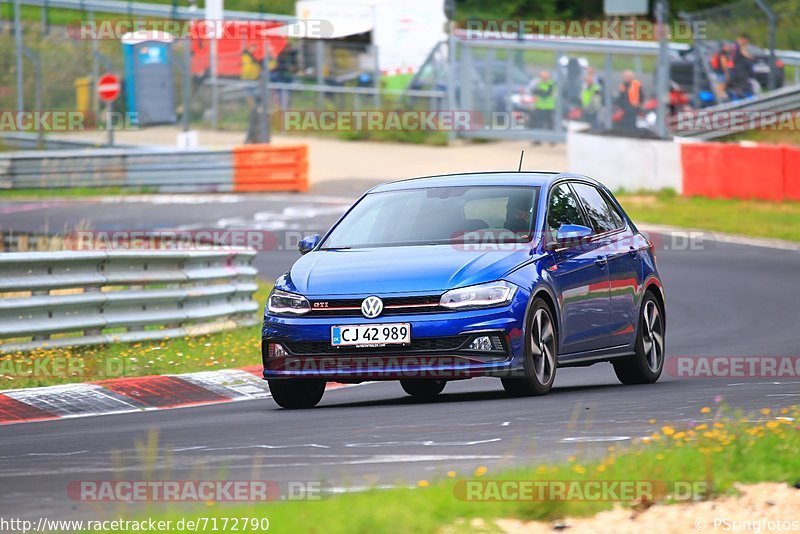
[613, 292, 665, 385]
[400, 379, 446, 399]
[501, 299, 557, 397]
[268, 379, 325, 409]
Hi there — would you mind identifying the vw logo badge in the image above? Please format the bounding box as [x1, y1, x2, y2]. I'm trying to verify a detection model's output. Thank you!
[361, 296, 384, 319]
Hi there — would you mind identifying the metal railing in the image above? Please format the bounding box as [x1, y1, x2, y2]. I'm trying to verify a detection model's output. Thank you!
[671, 83, 800, 139]
[0, 146, 234, 190]
[0, 249, 259, 352]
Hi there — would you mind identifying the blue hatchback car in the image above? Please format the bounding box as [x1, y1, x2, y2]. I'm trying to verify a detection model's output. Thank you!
[262, 172, 665, 408]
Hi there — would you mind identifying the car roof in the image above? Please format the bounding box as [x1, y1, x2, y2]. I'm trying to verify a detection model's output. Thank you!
[369, 171, 600, 193]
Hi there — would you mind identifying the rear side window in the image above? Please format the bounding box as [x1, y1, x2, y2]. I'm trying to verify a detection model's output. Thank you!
[572, 183, 624, 234]
[546, 183, 588, 242]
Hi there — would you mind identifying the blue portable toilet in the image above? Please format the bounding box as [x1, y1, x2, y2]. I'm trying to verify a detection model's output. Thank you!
[122, 31, 176, 126]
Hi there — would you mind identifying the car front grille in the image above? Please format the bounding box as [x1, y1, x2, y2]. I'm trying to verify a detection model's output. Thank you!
[307, 295, 443, 317]
[283, 335, 470, 355]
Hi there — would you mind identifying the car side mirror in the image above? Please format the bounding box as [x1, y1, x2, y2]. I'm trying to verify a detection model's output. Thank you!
[298, 234, 320, 255]
[547, 224, 593, 250]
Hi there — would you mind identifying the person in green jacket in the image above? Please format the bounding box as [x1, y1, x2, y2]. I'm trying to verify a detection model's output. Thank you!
[581, 67, 602, 129]
[531, 70, 556, 131]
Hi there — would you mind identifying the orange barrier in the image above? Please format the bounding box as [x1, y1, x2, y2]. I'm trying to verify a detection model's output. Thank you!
[232, 144, 309, 192]
[783, 146, 800, 202]
[681, 142, 792, 202]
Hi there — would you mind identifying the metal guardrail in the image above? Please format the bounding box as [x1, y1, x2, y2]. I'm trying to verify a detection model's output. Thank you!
[455, 32, 800, 67]
[0, 147, 234, 190]
[671, 83, 800, 140]
[0, 144, 308, 192]
[0, 250, 259, 353]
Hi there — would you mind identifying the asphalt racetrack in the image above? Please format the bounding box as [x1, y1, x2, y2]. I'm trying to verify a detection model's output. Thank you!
[1, 186, 799, 519]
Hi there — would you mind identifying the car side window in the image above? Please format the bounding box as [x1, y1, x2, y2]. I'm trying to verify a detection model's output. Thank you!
[546, 183, 588, 243]
[602, 192, 626, 229]
[571, 183, 623, 234]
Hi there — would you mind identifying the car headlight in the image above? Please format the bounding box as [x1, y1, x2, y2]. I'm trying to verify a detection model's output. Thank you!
[439, 281, 517, 310]
[267, 289, 311, 316]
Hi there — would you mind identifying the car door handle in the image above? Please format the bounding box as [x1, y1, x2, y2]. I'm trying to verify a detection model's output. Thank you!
[595, 255, 608, 267]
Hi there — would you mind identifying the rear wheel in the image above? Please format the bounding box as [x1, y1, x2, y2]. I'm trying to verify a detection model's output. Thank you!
[502, 299, 557, 396]
[400, 379, 446, 399]
[268, 379, 325, 409]
[613, 292, 665, 385]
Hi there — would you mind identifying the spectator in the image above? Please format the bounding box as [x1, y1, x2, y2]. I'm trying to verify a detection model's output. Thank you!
[241, 44, 262, 81]
[531, 70, 556, 135]
[616, 70, 642, 135]
[581, 67, 602, 129]
[710, 42, 734, 100]
[728, 33, 754, 98]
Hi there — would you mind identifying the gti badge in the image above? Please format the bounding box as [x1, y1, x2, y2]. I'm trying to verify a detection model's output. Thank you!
[361, 296, 384, 318]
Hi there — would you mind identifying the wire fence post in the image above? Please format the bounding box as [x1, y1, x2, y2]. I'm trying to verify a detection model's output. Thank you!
[182, 41, 191, 133]
[603, 53, 613, 131]
[655, 0, 670, 138]
[14, 0, 24, 113]
[446, 26, 457, 142]
[21, 46, 43, 148]
[258, 47, 271, 143]
[90, 11, 99, 118]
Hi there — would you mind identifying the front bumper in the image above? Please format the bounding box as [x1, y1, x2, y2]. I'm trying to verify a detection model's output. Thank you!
[261, 290, 529, 380]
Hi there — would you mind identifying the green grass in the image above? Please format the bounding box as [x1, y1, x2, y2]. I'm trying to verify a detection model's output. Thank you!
[727, 128, 800, 145]
[617, 190, 800, 242]
[0, 186, 161, 199]
[0, 283, 270, 389]
[87, 404, 800, 533]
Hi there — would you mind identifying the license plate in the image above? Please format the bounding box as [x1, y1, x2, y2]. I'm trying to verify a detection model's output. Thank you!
[331, 323, 411, 347]
[753, 63, 770, 73]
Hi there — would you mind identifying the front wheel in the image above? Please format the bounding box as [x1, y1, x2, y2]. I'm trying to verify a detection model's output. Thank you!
[268, 379, 325, 409]
[613, 292, 665, 385]
[400, 379, 446, 399]
[502, 299, 557, 396]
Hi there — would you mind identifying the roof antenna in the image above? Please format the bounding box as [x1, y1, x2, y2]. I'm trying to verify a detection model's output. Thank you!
[517, 150, 525, 172]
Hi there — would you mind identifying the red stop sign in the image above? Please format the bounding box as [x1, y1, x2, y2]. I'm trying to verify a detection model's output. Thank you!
[97, 73, 121, 103]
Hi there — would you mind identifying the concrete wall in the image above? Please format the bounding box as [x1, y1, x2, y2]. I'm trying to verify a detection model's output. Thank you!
[567, 131, 683, 193]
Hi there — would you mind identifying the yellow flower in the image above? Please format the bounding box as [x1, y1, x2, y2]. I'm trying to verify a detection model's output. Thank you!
[661, 426, 676, 436]
[417, 480, 429, 488]
[695, 424, 708, 431]
[648, 418, 657, 424]
[474, 466, 488, 477]
[567, 455, 576, 462]
[572, 465, 586, 474]
[596, 464, 606, 473]
[766, 421, 780, 430]
[700, 407, 711, 414]
[447, 471, 457, 478]
[761, 408, 771, 416]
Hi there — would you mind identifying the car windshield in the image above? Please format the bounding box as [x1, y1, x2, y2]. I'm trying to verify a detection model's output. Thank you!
[321, 185, 540, 249]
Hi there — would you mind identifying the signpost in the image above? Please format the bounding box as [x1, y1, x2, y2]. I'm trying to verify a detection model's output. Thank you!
[97, 73, 121, 147]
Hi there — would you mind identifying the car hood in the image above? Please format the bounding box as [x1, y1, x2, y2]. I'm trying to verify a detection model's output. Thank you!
[280, 245, 533, 296]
